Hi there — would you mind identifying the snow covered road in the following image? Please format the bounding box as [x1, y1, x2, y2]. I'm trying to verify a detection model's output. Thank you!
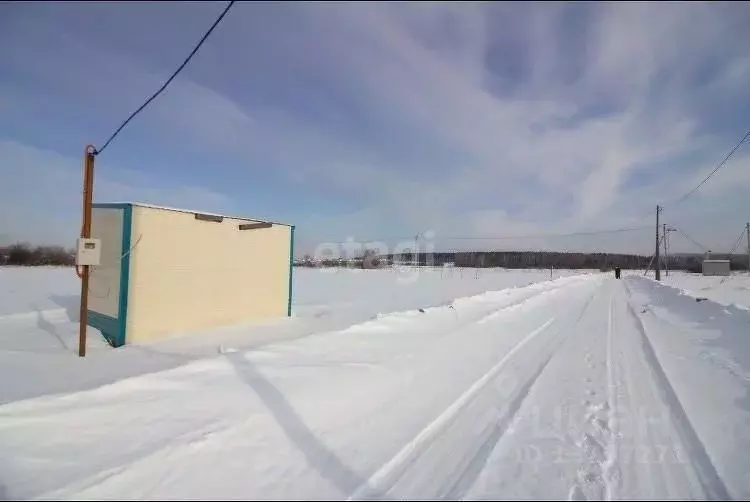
[1, 274, 748, 500]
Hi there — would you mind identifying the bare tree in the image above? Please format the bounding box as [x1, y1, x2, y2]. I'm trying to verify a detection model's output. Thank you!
[362, 248, 381, 269]
[6, 243, 75, 266]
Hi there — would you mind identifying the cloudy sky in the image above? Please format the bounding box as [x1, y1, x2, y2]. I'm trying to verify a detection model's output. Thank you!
[1, 2, 749, 255]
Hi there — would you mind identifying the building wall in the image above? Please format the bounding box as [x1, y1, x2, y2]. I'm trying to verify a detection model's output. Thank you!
[87, 206, 129, 346]
[88, 207, 124, 318]
[702, 260, 731, 276]
[125, 205, 292, 343]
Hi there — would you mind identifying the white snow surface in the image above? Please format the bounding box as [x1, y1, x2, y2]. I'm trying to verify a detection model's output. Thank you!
[1, 266, 749, 500]
[0, 266, 585, 403]
[658, 271, 750, 310]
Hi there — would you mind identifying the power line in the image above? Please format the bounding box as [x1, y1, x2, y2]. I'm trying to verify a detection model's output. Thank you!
[94, 1, 235, 156]
[598, 128, 748, 227]
[728, 227, 747, 254]
[674, 225, 747, 256]
[674, 227, 710, 252]
[669, 128, 750, 208]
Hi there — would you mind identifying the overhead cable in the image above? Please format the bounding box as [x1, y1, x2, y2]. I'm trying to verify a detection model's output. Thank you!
[95, 1, 235, 155]
[728, 227, 747, 254]
[669, 128, 750, 208]
[674, 227, 710, 252]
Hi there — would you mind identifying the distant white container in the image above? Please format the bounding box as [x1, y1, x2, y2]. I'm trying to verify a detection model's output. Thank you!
[702, 259, 730, 277]
[87, 202, 294, 347]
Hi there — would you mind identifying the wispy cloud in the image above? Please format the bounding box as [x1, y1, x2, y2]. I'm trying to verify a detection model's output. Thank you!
[0, 140, 234, 245]
[1, 2, 748, 253]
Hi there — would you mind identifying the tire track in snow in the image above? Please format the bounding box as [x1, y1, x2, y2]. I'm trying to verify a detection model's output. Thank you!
[442, 281, 603, 501]
[624, 294, 731, 501]
[329, 275, 586, 348]
[413, 275, 588, 329]
[347, 278, 603, 501]
[454, 276, 583, 332]
[473, 277, 588, 325]
[603, 287, 622, 501]
[570, 284, 621, 501]
[567, 282, 619, 501]
[440, 351, 555, 499]
[448, 277, 605, 502]
[346, 317, 558, 501]
[33, 418, 236, 500]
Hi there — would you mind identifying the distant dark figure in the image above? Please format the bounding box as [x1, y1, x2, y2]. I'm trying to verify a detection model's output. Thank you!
[615, 266, 621, 279]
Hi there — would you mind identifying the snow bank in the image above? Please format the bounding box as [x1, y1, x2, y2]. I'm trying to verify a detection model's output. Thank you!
[623, 276, 750, 499]
[0, 274, 598, 500]
[0, 266, 589, 404]
[1, 270, 749, 500]
[658, 271, 750, 310]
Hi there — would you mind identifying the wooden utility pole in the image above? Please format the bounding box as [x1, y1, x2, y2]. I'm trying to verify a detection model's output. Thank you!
[746, 222, 750, 273]
[413, 233, 419, 267]
[655, 205, 661, 281]
[662, 223, 669, 277]
[663, 225, 676, 277]
[78, 145, 96, 357]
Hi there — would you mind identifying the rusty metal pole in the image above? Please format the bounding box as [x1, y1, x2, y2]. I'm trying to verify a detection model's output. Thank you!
[78, 145, 96, 357]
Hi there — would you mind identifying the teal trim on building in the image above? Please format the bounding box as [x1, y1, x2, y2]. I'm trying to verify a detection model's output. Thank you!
[87, 202, 132, 348]
[288, 225, 295, 317]
[87, 310, 119, 347]
[115, 203, 133, 347]
[91, 203, 129, 209]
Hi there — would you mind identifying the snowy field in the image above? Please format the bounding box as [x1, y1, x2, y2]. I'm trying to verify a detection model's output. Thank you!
[0, 266, 587, 403]
[1, 266, 749, 500]
[660, 271, 750, 310]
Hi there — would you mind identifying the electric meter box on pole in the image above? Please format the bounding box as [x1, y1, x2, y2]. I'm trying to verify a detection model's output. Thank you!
[75, 238, 102, 266]
[85, 202, 295, 348]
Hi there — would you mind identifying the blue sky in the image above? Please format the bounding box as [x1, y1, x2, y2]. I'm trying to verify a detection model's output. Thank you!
[1, 2, 749, 255]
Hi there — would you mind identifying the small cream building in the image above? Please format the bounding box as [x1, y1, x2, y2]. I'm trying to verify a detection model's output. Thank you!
[87, 202, 294, 347]
[702, 259, 731, 277]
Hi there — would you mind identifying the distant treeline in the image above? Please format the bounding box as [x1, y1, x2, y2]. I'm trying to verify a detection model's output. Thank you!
[297, 250, 750, 272]
[4, 242, 746, 272]
[0, 243, 75, 266]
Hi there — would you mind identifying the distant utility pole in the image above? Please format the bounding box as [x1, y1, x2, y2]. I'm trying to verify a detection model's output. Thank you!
[746, 222, 750, 272]
[663, 225, 676, 277]
[413, 233, 420, 267]
[655, 205, 661, 281]
[661, 223, 669, 277]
